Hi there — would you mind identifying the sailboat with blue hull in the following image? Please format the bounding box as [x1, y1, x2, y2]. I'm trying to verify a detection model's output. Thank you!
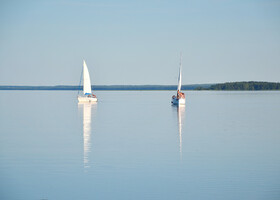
[172, 54, 185, 105]
[78, 60, 98, 103]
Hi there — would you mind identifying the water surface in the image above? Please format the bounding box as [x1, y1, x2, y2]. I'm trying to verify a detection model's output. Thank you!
[0, 91, 280, 200]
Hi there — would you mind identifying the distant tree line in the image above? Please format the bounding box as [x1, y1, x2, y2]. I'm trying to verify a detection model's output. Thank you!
[0, 84, 212, 91]
[1, 82, 279, 90]
[195, 81, 280, 90]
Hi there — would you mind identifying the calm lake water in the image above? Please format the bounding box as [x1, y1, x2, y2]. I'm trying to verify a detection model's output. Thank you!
[0, 91, 280, 200]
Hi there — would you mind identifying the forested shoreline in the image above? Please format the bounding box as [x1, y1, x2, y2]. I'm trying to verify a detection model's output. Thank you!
[0, 84, 211, 91]
[0, 82, 279, 90]
[195, 82, 280, 90]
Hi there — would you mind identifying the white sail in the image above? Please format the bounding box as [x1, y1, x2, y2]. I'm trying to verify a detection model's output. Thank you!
[83, 60, 92, 95]
[177, 54, 182, 92]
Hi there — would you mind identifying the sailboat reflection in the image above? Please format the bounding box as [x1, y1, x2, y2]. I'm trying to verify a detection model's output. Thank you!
[78, 102, 97, 169]
[176, 105, 185, 159]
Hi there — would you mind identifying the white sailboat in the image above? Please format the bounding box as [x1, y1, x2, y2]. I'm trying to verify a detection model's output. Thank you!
[78, 60, 98, 102]
[171, 54, 185, 105]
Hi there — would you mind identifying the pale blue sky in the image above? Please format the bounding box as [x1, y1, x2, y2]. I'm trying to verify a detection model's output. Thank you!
[0, 0, 279, 85]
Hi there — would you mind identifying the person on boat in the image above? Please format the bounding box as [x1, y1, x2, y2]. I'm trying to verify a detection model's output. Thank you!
[177, 90, 185, 99]
[177, 90, 180, 99]
[181, 92, 185, 98]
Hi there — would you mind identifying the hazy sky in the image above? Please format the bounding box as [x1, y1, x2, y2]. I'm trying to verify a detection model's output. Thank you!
[0, 0, 279, 85]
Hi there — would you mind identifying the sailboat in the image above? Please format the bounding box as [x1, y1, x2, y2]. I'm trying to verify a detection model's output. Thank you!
[171, 54, 185, 105]
[78, 60, 98, 102]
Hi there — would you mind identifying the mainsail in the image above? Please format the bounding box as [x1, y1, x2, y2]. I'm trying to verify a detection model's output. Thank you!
[83, 60, 92, 95]
[177, 54, 182, 92]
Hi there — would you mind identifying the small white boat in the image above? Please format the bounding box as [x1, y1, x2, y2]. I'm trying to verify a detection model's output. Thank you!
[172, 54, 185, 105]
[78, 60, 98, 103]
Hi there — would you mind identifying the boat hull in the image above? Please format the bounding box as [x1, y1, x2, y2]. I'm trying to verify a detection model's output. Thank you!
[78, 96, 98, 102]
[172, 97, 185, 105]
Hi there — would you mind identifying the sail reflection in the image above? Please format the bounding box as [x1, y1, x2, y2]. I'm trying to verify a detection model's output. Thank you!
[177, 105, 185, 160]
[78, 102, 97, 169]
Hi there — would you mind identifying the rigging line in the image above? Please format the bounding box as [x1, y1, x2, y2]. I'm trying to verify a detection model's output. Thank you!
[77, 65, 83, 95]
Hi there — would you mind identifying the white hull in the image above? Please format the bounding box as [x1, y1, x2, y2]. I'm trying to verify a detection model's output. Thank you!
[78, 96, 98, 102]
[172, 97, 185, 105]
